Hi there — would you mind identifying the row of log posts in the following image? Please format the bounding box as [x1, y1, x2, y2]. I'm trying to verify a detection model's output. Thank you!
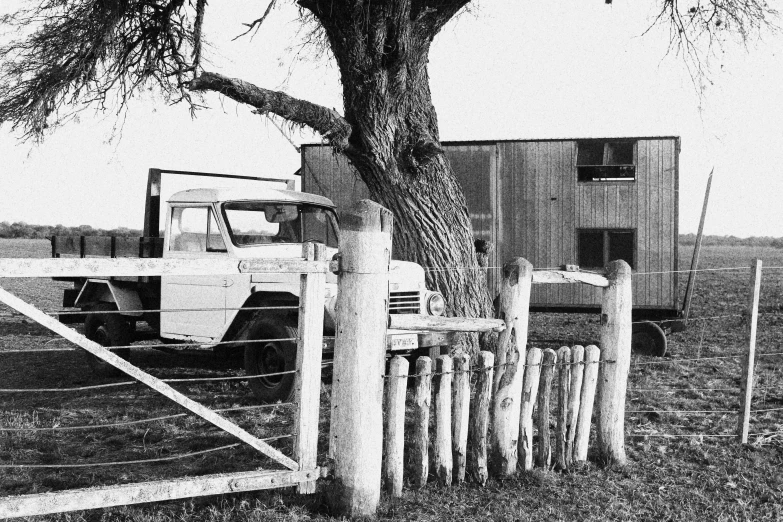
[328, 201, 633, 517]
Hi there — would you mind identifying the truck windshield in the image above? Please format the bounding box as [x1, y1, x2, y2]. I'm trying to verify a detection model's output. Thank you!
[223, 202, 339, 248]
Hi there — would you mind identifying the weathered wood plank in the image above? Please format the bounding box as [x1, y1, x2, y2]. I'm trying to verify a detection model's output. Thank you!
[384, 356, 409, 497]
[0, 258, 329, 278]
[294, 243, 326, 494]
[413, 356, 432, 488]
[574, 345, 600, 462]
[555, 346, 571, 471]
[532, 270, 609, 287]
[434, 355, 453, 486]
[596, 260, 633, 465]
[0, 468, 319, 519]
[467, 351, 493, 485]
[518, 348, 542, 471]
[330, 200, 391, 517]
[0, 286, 298, 471]
[536, 349, 557, 469]
[566, 345, 585, 463]
[387, 314, 505, 333]
[452, 353, 471, 484]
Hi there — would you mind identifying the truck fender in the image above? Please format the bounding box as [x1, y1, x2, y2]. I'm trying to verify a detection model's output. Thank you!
[218, 291, 334, 344]
[75, 279, 144, 317]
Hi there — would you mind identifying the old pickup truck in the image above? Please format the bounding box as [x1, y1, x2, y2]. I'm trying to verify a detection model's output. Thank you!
[52, 169, 448, 402]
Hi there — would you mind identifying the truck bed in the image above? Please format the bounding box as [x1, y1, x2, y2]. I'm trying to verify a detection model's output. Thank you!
[51, 236, 164, 259]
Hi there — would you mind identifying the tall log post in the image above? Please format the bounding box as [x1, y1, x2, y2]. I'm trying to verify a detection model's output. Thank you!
[574, 345, 600, 462]
[330, 200, 391, 517]
[554, 346, 571, 471]
[738, 259, 762, 443]
[518, 347, 542, 471]
[596, 260, 633, 465]
[536, 348, 557, 469]
[490, 258, 533, 476]
[384, 355, 409, 497]
[434, 355, 453, 486]
[566, 345, 584, 466]
[452, 353, 471, 484]
[413, 356, 433, 488]
[468, 351, 494, 485]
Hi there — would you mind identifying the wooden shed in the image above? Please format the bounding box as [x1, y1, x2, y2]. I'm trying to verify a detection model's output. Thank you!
[300, 137, 681, 320]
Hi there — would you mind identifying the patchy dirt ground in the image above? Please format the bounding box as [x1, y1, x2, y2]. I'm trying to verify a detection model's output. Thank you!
[1, 238, 782, 521]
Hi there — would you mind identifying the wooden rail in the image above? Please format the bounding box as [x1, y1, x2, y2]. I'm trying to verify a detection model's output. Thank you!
[0, 257, 329, 278]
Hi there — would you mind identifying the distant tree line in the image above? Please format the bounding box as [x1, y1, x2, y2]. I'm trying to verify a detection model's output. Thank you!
[679, 233, 783, 249]
[0, 222, 142, 239]
[2, 222, 781, 249]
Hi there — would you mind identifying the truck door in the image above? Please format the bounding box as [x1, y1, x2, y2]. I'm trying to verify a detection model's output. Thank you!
[161, 205, 230, 340]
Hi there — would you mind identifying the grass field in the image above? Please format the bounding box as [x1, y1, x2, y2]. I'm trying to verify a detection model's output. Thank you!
[1, 238, 782, 521]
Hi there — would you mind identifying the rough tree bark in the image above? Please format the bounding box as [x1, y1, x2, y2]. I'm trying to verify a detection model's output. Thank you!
[307, 0, 493, 329]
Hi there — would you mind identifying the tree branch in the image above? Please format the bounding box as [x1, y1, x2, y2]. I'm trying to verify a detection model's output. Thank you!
[189, 71, 352, 150]
[414, 0, 472, 34]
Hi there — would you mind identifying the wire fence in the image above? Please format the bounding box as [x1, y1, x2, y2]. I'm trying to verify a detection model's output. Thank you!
[1, 250, 782, 504]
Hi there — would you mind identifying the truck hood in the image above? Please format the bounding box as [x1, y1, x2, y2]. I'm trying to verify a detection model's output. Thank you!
[389, 260, 427, 292]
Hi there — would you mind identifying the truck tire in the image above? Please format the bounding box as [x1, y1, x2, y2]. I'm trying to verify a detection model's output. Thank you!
[244, 317, 298, 403]
[83, 303, 134, 377]
[631, 321, 667, 357]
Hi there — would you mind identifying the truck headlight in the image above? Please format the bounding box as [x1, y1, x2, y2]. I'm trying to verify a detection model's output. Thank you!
[426, 292, 446, 316]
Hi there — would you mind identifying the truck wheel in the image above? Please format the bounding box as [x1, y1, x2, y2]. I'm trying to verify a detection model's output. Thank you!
[244, 318, 298, 403]
[631, 321, 667, 357]
[83, 303, 134, 377]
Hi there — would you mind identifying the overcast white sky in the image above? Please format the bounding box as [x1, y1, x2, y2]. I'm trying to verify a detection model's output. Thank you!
[1, 1, 781, 237]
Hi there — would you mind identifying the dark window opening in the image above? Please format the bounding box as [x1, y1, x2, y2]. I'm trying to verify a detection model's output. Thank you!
[577, 140, 636, 182]
[578, 229, 635, 269]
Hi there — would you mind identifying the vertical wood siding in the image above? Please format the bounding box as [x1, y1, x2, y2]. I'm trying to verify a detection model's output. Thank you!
[301, 138, 679, 311]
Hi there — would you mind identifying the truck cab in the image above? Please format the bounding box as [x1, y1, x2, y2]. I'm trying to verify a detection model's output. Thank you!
[54, 171, 447, 403]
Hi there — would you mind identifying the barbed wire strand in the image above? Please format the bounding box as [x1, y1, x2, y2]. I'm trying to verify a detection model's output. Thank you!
[0, 369, 299, 393]
[0, 435, 290, 468]
[0, 403, 295, 432]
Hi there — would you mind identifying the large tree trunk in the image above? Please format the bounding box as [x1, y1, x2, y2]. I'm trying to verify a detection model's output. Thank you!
[317, 6, 494, 345]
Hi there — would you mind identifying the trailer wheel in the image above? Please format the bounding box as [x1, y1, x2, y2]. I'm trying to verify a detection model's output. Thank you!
[244, 317, 298, 403]
[631, 321, 667, 357]
[83, 303, 134, 377]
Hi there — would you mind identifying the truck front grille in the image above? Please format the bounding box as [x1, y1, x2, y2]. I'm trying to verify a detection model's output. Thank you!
[389, 291, 420, 314]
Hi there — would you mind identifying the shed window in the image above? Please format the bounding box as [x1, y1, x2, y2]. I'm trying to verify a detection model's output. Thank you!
[577, 141, 636, 182]
[578, 229, 635, 269]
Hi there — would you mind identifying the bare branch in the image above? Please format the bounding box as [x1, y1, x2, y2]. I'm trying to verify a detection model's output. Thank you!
[189, 71, 352, 151]
[233, 0, 278, 41]
[414, 0, 473, 35]
[648, 0, 778, 89]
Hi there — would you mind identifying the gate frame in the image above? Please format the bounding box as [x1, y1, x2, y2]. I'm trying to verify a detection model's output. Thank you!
[0, 244, 326, 519]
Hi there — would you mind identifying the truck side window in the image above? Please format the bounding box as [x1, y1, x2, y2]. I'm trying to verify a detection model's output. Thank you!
[170, 207, 226, 253]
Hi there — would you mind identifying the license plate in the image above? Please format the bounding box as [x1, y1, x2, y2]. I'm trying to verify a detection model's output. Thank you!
[390, 333, 418, 351]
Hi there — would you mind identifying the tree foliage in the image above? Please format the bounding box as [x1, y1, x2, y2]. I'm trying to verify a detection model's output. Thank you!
[0, 0, 778, 332]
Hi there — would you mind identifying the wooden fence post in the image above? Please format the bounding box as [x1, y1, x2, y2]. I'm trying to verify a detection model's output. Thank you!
[434, 355, 453, 486]
[384, 355, 409, 497]
[574, 345, 600, 462]
[330, 200, 391, 517]
[519, 347, 542, 471]
[555, 346, 571, 471]
[452, 353, 471, 484]
[738, 259, 762, 443]
[566, 345, 584, 466]
[596, 260, 632, 465]
[491, 258, 533, 476]
[536, 348, 557, 469]
[294, 242, 326, 494]
[468, 351, 494, 485]
[413, 356, 433, 488]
